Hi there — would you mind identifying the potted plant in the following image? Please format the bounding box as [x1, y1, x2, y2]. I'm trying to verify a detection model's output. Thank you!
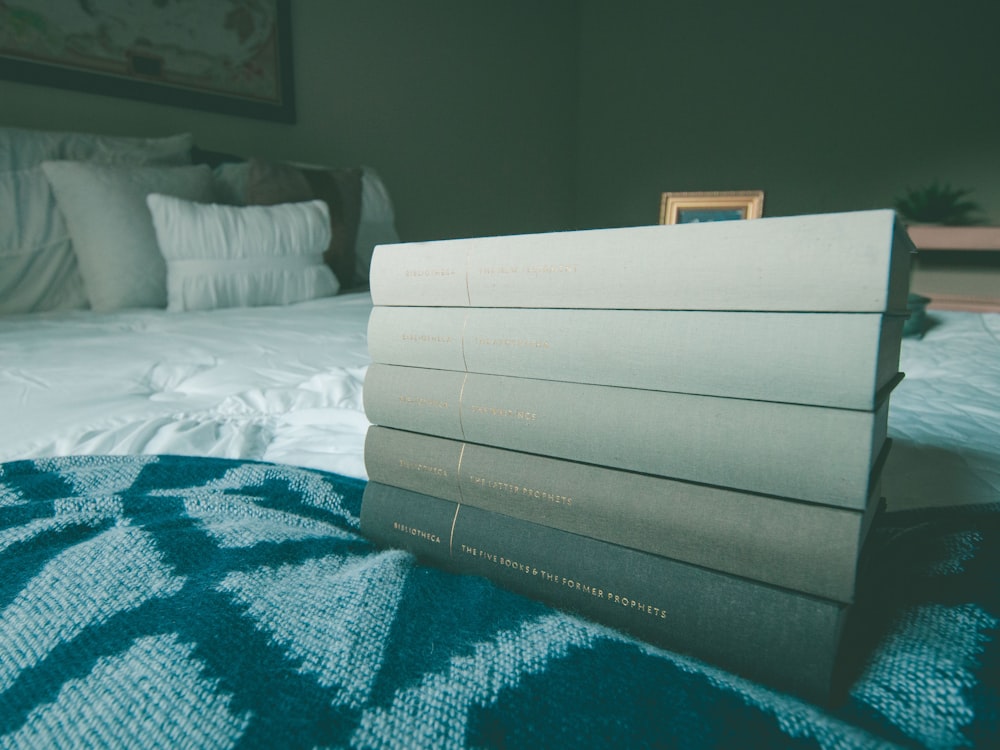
[894, 181, 985, 226]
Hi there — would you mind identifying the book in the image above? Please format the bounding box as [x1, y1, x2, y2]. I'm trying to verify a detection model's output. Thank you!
[367, 306, 905, 410]
[362, 364, 889, 509]
[369, 209, 913, 313]
[360, 480, 856, 703]
[364, 426, 886, 602]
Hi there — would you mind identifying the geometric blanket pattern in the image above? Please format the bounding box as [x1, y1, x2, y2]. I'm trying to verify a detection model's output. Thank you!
[1, 454, 997, 749]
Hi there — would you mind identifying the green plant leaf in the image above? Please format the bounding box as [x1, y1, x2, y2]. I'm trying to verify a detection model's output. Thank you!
[893, 180, 984, 225]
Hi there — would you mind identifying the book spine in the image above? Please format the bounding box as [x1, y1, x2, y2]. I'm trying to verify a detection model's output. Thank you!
[367, 306, 904, 410]
[360, 480, 847, 703]
[365, 426, 877, 602]
[368, 210, 912, 312]
[361, 364, 887, 508]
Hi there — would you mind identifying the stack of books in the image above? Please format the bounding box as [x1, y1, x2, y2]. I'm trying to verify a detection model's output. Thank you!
[359, 209, 913, 703]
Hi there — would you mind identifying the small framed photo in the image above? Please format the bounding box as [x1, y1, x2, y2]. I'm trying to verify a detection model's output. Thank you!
[659, 190, 765, 225]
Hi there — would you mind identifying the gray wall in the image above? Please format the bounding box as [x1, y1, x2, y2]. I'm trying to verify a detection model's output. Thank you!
[577, 0, 1000, 229]
[0, 0, 580, 242]
[2, 0, 998, 238]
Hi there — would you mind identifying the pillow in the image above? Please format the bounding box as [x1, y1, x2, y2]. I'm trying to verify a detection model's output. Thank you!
[246, 158, 364, 288]
[0, 168, 88, 315]
[355, 167, 400, 284]
[41, 161, 215, 312]
[0, 127, 193, 170]
[211, 161, 252, 206]
[146, 193, 339, 312]
[0, 128, 193, 315]
[208, 156, 399, 288]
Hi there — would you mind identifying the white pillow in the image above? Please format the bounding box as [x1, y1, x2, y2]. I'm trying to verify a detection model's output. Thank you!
[0, 129, 195, 315]
[211, 161, 251, 205]
[0, 167, 88, 315]
[355, 167, 400, 283]
[206, 160, 399, 283]
[41, 161, 215, 312]
[146, 194, 340, 312]
[0, 127, 192, 170]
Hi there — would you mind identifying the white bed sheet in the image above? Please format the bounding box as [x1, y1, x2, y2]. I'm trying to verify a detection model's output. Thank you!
[1, 299, 997, 510]
[883, 310, 1000, 510]
[0, 292, 373, 478]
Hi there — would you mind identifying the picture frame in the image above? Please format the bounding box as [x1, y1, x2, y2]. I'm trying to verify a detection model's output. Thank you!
[659, 190, 765, 225]
[0, 0, 295, 123]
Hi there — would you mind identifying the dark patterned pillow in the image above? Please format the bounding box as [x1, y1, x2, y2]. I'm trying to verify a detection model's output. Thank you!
[246, 158, 364, 288]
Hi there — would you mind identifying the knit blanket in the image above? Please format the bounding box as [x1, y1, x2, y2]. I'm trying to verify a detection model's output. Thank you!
[1, 455, 996, 749]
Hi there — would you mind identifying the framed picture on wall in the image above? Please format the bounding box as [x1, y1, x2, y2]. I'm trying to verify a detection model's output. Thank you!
[659, 190, 765, 225]
[0, 0, 295, 123]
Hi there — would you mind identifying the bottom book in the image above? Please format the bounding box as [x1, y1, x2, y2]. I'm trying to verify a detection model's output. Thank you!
[360, 480, 861, 704]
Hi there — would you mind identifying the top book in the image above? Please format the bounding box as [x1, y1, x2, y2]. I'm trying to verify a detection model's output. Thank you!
[369, 209, 914, 313]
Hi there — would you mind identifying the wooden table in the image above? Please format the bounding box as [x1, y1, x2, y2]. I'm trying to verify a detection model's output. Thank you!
[906, 226, 1000, 312]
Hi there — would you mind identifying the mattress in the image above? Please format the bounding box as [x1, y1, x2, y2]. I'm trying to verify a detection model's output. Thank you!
[1, 295, 999, 747]
[0, 292, 372, 478]
[1, 299, 998, 512]
[883, 311, 1000, 509]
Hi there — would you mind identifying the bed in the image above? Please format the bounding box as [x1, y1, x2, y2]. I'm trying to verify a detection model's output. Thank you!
[1, 127, 998, 749]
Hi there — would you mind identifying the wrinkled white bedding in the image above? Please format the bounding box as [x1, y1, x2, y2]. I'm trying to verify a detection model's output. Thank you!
[1, 300, 997, 509]
[0, 292, 372, 478]
[883, 310, 1000, 509]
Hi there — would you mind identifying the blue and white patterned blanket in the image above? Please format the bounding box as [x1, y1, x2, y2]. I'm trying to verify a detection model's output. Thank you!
[1, 455, 996, 749]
